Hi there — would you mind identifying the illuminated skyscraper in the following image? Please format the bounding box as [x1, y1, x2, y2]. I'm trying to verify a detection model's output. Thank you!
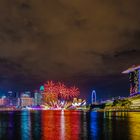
[40, 85, 44, 92]
[24, 91, 31, 97]
[34, 91, 42, 106]
[122, 65, 140, 96]
[7, 91, 15, 98]
[20, 94, 34, 107]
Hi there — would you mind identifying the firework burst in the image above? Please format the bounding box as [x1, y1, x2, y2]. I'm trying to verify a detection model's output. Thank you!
[41, 81, 80, 109]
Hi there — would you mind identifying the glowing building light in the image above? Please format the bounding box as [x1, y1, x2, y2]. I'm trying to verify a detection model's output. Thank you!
[40, 85, 44, 91]
[21, 111, 31, 140]
[122, 65, 140, 96]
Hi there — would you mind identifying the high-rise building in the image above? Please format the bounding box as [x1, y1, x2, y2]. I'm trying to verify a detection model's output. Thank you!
[40, 85, 44, 92]
[8, 98, 20, 106]
[0, 96, 5, 106]
[24, 91, 31, 97]
[7, 91, 15, 98]
[20, 94, 34, 107]
[34, 91, 42, 106]
[122, 65, 140, 96]
[7, 91, 19, 106]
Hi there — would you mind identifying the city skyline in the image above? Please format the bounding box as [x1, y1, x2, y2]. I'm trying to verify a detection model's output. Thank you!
[0, 1, 140, 140]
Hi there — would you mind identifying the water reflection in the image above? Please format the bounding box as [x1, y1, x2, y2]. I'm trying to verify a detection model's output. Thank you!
[41, 111, 59, 139]
[60, 111, 65, 140]
[80, 112, 88, 139]
[31, 111, 41, 140]
[89, 112, 98, 139]
[0, 111, 21, 140]
[7, 112, 14, 139]
[103, 111, 130, 140]
[128, 112, 140, 140]
[65, 111, 81, 140]
[21, 111, 31, 140]
[0, 111, 140, 140]
[41, 110, 81, 140]
[0, 112, 13, 140]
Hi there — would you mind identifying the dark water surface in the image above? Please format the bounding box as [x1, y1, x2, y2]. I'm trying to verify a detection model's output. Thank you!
[0, 110, 140, 140]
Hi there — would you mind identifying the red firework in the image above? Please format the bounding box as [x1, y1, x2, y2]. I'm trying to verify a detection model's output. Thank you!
[62, 88, 71, 100]
[62, 86, 80, 100]
[42, 81, 80, 102]
[69, 86, 80, 97]
[44, 81, 56, 93]
[57, 82, 67, 99]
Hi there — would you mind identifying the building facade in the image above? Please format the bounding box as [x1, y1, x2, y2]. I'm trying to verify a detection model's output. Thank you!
[34, 91, 42, 106]
[20, 94, 34, 107]
[123, 65, 140, 96]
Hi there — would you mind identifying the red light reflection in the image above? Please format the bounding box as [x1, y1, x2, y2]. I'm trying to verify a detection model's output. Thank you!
[41, 110, 81, 140]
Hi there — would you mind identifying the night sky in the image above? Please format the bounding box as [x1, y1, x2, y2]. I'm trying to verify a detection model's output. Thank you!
[0, 0, 140, 101]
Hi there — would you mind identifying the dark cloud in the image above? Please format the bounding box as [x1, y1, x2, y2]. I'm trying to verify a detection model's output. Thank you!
[0, 0, 139, 100]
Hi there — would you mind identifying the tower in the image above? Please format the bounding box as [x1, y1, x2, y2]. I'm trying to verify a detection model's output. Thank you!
[34, 90, 42, 106]
[91, 90, 96, 104]
[40, 85, 44, 92]
[122, 65, 140, 96]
